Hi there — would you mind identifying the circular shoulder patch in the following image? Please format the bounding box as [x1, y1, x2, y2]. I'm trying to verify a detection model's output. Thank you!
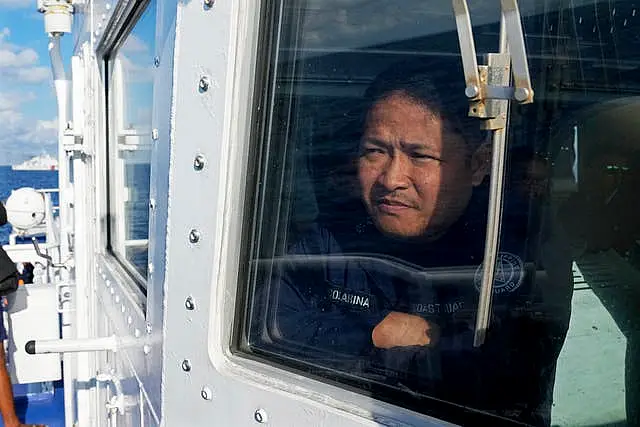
[474, 252, 525, 294]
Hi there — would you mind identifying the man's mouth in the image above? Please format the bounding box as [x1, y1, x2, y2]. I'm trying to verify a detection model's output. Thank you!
[375, 198, 414, 213]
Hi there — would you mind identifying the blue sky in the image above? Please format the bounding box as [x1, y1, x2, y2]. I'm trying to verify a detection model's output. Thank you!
[0, 0, 72, 165]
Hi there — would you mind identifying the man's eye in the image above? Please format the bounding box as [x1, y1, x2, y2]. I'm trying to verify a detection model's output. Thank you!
[362, 147, 386, 156]
[411, 152, 441, 161]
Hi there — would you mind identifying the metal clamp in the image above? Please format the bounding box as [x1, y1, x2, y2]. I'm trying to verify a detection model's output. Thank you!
[453, 0, 534, 128]
[452, 1, 533, 346]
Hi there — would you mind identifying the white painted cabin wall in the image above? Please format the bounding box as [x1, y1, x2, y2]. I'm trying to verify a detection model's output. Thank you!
[73, 40, 100, 427]
[68, 0, 175, 426]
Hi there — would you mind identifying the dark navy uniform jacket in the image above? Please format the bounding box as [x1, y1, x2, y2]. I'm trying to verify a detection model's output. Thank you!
[251, 189, 573, 425]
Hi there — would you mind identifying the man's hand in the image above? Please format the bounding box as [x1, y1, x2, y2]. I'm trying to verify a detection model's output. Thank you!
[372, 311, 436, 349]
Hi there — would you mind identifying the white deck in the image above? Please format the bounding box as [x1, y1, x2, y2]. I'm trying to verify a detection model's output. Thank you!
[552, 255, 634, 427]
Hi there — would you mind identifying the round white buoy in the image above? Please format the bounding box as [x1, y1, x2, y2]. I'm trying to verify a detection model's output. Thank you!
[5, 188, 46, 231]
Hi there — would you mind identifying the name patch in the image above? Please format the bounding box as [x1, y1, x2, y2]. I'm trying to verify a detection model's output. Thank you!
[328, 288, 372, 310]
[474, 252, 525, 294]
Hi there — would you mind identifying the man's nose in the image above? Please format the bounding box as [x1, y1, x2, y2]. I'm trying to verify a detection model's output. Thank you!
[379, 154, 410, 191]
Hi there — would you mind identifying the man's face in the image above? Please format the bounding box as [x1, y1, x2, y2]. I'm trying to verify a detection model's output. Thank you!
[358, 92, 485, 240]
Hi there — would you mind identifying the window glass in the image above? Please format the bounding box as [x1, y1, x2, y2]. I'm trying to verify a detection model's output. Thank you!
[514, 2, 640, 426]
[237, 0, 639, 426]
[108, 0, 156, 281]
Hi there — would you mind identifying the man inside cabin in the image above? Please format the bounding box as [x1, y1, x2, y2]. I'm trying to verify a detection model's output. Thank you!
[252, 60, 573, 426]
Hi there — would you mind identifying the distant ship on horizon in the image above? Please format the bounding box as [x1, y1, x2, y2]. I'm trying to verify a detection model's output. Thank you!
[11, 154, 58, 171]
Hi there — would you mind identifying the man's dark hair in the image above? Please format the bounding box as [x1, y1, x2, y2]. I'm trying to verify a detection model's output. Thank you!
[362, 58, 488, 151]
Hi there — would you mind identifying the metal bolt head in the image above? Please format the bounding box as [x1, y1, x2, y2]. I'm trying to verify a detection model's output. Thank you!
[203, 0, 214, 7]
[465, 84, 480, 99]
[153, 56, 160, 67]
[151, 128, 159, 140]
[189, 229, 201, 243]
[514, 87, 532, 102]
[254, 409, 268, 423]
[198, 76, 210, 92]
[185, 296, 195, 310]
[181, 359, 191, 372]
[149, 198, 156, 210]
[145, 322, 152, 334]
[143, 344, 151, 355]
[193, 154, 206, 171]
[201, 387, 213, 400]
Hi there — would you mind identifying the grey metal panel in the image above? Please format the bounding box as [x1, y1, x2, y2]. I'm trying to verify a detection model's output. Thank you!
[161, 0, 455, 425]
[96, 308, 158, 427]
[96, 255, 161, 425]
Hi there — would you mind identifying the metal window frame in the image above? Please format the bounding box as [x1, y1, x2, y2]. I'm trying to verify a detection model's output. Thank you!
[161, 0, 462, 425]
[97, 0, 151, 60]
[103, 0, 154, 293]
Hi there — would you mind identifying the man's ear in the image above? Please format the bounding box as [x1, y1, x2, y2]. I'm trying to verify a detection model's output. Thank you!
[470, 142, 492, 186]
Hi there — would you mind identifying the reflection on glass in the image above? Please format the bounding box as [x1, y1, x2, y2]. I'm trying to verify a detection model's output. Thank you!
[238, 0, 640, 426]
[517, 2, 640, 426]
[109, 0, 156, 280]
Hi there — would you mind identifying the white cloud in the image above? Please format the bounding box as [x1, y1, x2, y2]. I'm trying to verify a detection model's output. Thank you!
[0, 28, 10, 42]
[0, 26, 56, 164]
[0, 91, 36, 110]
[0, 65, 51, 83]
[0, 48, 38, 67]
[0, 112, 57, 164]
[117, 55, 154, 84]
[0, 26, 50, 84]
[0, 89, 57, 164]
[13, 66, 50, 82]
[120, 34, 150, 54]
[34, 118, 57, 131]
[22, 118, 57, 144]
[0, 109, 23, 126]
